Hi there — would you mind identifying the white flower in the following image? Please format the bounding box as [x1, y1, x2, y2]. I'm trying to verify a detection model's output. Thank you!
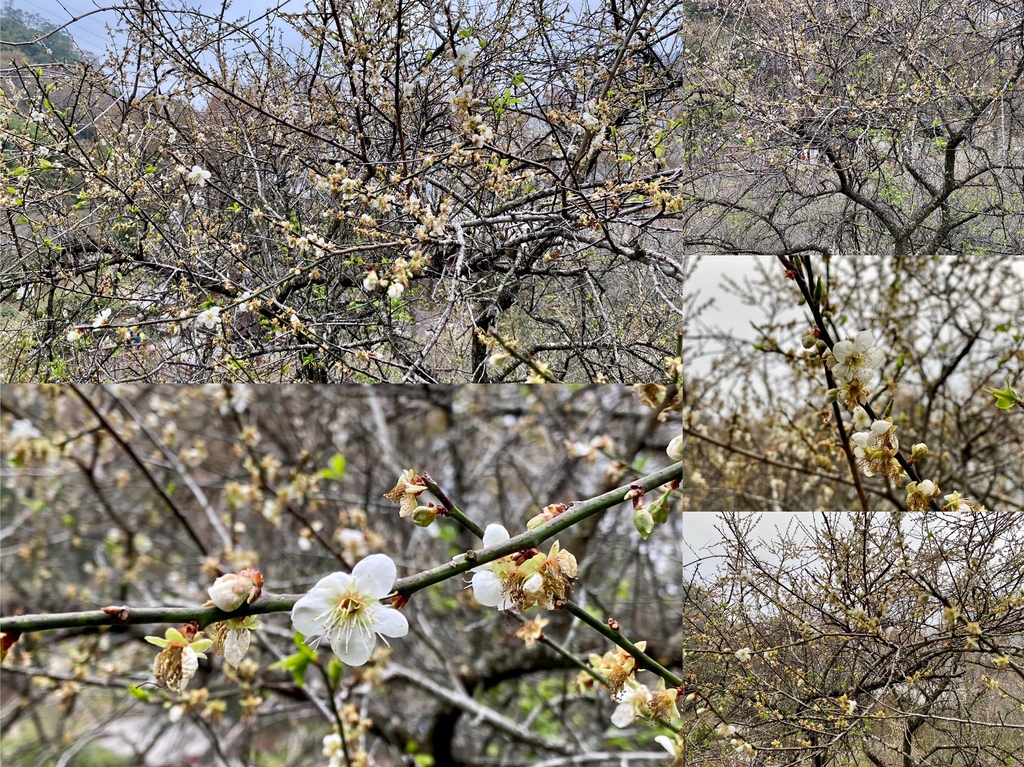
[611, 680, 652, 727]
[363, 270, 380, 292]
[323, 733, 342, 758]
[196, 306, 221, 329]
[387, 281, 405, 299]
[471, 524, 514, 610]
[917, 479, 935, 496]
[853, 407, 871, 431]
[830, 330, 883, 383]
[732, 739, 755, 757]
[67, 328, 82, 342]
[844, 698, 857, 715]
[223, 623, 252, 666]
[715, 723, 737, 737]
[92, 307, 112, 327]
[290, 553, 409, 666]
[187, 165, 211, 186]
[402, 81, 415, 97]
[9, 419, 41, 441]
[580, 111, 601, 132]
[667, 434, 683, 461]
[453, 43, 478, 68]
[734, 647, 752, 663]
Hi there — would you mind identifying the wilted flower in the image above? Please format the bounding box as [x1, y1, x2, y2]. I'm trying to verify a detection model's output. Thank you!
[208, 615, 259, 666]
[906, 479, 938, 511]
[611, 680, 652, 727]
[515, 616, 548, 647]
[290, 554, 409, 666]
[145, 623, 213, 693]
[383, 470, 429, 518]
[589, 641, 646, 697]
[508, 540, 577, 610]
[851, 420, 903, 485]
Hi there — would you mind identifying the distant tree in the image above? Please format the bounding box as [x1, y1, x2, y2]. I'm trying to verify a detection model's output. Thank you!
[0, 3, 82, 64]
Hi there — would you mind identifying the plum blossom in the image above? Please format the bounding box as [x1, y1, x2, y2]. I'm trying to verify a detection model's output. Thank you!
[187, 165, 211, 186]
[208, 568, 263, 612]
[611, 679, 652, 727]
[290, 554, 408, 666]
[667, 434, 683, 461]
[734, 647, 752, 662]
[209, 615, 259, 666]
[67, 328, 83, 342]
[470, 523, 517, 610]
[715, 723, 738, 737]
[851, 419, 903, 484]
[145, 623, 213, 693]
[830, 331, 883, 383]
[196, 306, 221, 329]
[92, 307, 112, 328]
[453, 43, 479, 69]
[383, 470, 428, 518]
[906, 479, 938, 511]
[387, 281, 405, 299]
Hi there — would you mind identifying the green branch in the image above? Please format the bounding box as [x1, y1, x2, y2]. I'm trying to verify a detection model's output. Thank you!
[0, 461, 682, 636]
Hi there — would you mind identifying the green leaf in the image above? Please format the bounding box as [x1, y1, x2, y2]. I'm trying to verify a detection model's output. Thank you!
[39, 159, 52, 169]
[128, 684, 151, 702]
[318, 453, 347, 481]
[267, 634, 318, 687]
[328, 657, 343, 689]
[986, 377, 1020, 411]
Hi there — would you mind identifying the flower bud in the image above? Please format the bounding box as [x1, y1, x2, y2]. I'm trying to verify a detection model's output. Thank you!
[633, 507, 655, 540]
[209, 569, 263, 612]
[666, 434, 683, 461]
[802, 334, 817, 349]
[825, 388, 839, 403]
[412, 504, 439, 527]
[911, 443, 928, 461]
[648, 489, 671, 525]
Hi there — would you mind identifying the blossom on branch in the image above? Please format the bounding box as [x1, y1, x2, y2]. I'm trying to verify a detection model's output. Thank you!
[383, 470, 429, 518]
[208, 568, 263, 612]
[290, 554, 408, 666]
[145, 622, 213, 693]
[470, 523, 517, 610]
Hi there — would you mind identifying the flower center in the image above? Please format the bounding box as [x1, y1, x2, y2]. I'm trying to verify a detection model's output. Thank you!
[335, 591, 366, 620]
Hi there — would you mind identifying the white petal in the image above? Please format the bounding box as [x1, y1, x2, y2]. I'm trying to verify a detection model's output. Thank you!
[832, 340, 853, 362]
[483, 524, 510, 548]
[178, 647, 199, 692]
[371, 605, 409, 638]
[312, 571, 354, 598]
[352, 554, 397, 599]
[472, 570, 505, 607]
[291, 593, 330, 637]
[864, 348, 883, 367]
[854, 331, 873, 350]
[655, 735, 675, 754]
[330, 623, 375, 666]
[224, 629, 250, 666]
[610, 701, 636, 728]
[523, 573, 544, 595]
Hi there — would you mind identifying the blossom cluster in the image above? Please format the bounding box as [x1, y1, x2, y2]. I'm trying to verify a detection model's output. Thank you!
[850, 419, 903, 485]
[471, 524, 577, 611]
[826, 330, 883, 408]
[583, 643, 679, 727]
